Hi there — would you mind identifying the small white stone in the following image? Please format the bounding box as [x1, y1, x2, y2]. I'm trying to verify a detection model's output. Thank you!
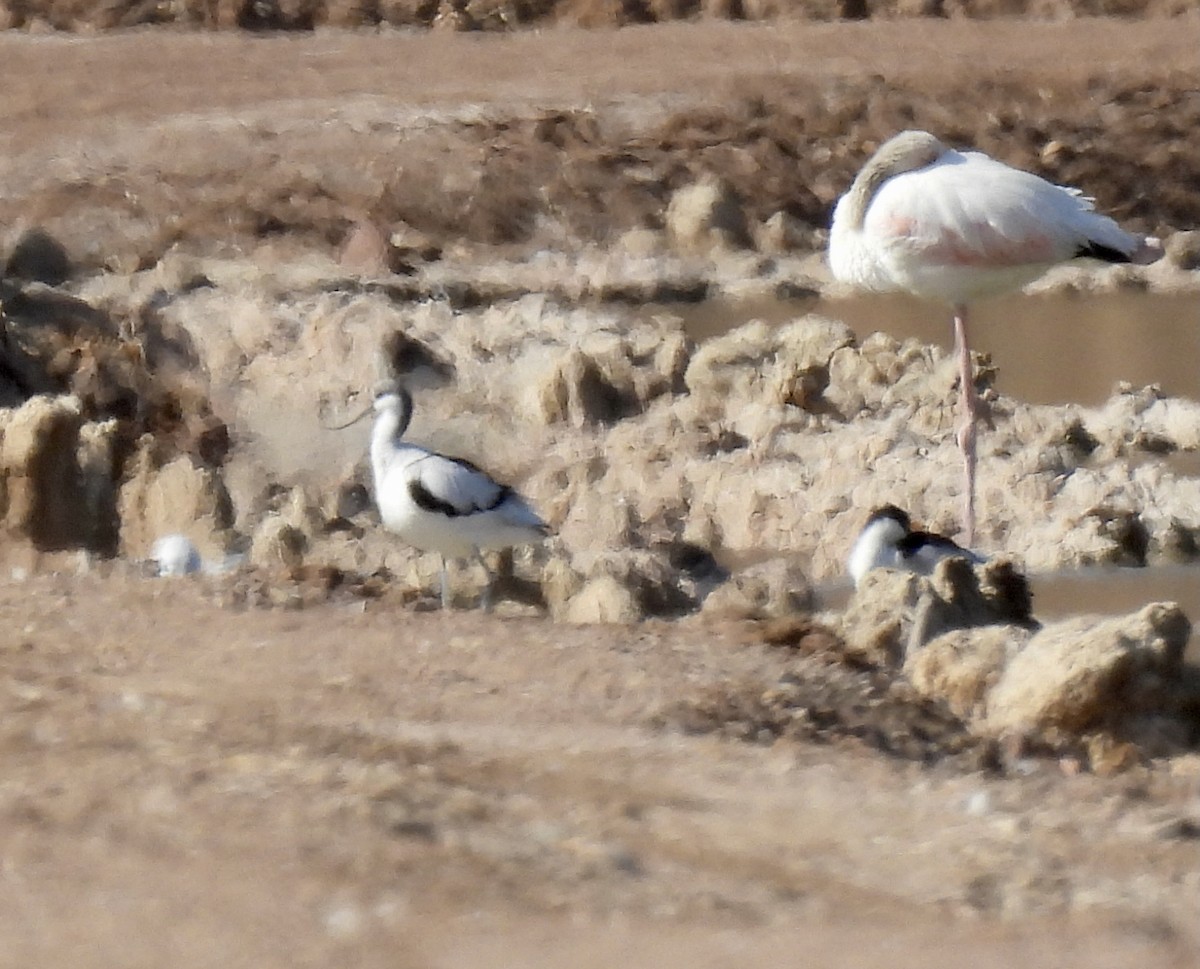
[371, 893, 409, 924]
[150, 534, 202, 577]
[324, 904, 364, 939]
[964, 790, 991, 816]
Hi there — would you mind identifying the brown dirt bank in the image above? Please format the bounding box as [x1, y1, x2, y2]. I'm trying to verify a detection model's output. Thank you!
[2, 21, 1199, 274]
[2, 568, 1200, 968]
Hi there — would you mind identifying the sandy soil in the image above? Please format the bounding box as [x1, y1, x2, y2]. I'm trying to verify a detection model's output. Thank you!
[3, 565, 1200, 968]
[2, 18, 1200, 967]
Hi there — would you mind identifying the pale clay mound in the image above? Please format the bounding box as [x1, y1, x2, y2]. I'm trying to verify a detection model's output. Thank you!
[43, 244, 1200, 594]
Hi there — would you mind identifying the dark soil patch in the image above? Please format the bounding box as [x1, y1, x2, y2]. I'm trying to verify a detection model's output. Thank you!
[663, 653, 1000, 769]
[2, 0, 1190, 32]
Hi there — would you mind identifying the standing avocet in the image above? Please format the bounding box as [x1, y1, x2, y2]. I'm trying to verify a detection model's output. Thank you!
[330, 381, 550, 611]
[828, 130, 1161, 545]
[847, 504, 984, 589]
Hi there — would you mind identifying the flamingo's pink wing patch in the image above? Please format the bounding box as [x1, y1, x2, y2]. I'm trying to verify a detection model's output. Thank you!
[867, 154, 1088, 268]
[876, 212, 1058, 267]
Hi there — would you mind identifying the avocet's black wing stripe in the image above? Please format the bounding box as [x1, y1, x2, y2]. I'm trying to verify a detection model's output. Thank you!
[408, 454, 510, 517]
[898, 530, 966, 556]
[408, 479, 461, 517]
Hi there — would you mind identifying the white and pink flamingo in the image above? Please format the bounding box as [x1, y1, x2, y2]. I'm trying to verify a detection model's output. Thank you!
[829, 130, 1161, 545]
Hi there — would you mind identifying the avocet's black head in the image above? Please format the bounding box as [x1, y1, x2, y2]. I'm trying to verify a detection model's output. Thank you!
[372, 380, 415, 436]
[864, 505, 912, 532]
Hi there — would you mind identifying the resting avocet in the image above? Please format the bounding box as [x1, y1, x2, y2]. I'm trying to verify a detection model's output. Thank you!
[847, 504, 984, 589]
[330, 381, 549, 611]
[829, 130, 1161, 545]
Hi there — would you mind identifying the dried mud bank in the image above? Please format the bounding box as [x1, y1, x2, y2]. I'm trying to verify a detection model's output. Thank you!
[5, 69, 1200, 278]
[26, 246, 1197, 588]
[4, 238, 1200, 770]
[3, 236, 1200, 601]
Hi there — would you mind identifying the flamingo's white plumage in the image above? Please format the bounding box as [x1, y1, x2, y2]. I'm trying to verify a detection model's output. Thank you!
[847, 504, 984, 589]
[829, 130, 1161, 544]
[357, 382, 549, 611]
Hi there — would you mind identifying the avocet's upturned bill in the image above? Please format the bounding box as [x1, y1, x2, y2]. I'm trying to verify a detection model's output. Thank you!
[829, 130, 1161, 545]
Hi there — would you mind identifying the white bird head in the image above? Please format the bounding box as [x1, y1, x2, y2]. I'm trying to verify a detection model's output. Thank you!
[865, 503, 911, 527]
[847, 504, 912, 586]
[862, 504, 912, 545]
[841, 130, 948, 230]
[866, 130, 946, 173]
[151, 533, 202, 577]
[372, 380, 414, 433]
[372, 379, 406, 409]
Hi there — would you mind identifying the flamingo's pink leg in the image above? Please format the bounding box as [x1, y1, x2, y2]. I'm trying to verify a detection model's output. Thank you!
[953, 304, 977, 546]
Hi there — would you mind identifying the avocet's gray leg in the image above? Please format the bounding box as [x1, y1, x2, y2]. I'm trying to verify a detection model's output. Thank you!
[440, 555, 452, 611]
[475, 550, 494, 614]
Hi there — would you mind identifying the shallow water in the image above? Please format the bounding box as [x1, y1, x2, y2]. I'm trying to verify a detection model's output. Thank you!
[1031, 565, 1200, 625]
[812, 565, 1200, 659]
[816, 564, 1200, 618]
[1004, 566, 1200, 660]
[654, 291, 1200, 407]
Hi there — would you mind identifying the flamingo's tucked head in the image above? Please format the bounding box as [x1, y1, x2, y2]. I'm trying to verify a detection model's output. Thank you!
[840, 131, 948, 231]
[863, 130, 946, 181]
